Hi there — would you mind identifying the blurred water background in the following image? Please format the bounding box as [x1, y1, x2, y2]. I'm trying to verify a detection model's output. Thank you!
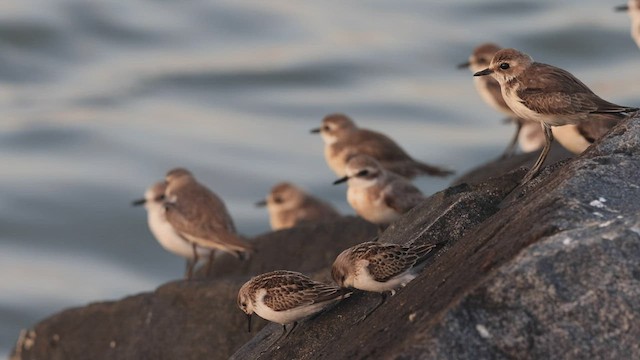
[1, 0, 639, 356]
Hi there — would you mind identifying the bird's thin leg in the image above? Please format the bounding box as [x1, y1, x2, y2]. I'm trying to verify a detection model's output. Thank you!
[273, 322, 297, 344]
[521, 123, 553, 184]
[187, 243, 198, 280]
[205, 250, 216, 277]
[361, 291, 390, 320]
[501, 118, 522, 159]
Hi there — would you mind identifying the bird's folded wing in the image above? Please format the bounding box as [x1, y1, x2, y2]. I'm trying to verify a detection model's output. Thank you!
[364, 245, 418, 282]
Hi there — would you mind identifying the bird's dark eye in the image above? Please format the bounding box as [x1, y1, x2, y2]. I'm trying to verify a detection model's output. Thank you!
[499, 63, 510, 70]
[273, 196, 283, 204]
[356, 170, 369, 177]
[154, 194, 165, 202]
[323, 125, 330, 131]
[241, 302, 246, 307]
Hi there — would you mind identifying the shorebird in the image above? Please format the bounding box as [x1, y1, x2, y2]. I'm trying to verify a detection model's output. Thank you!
[163, 168, 252, 278]
[132, 181, 213, 278]
[311, 113, 453, 179]
[333, 154, 425, 229]
[256, 182, 341, 231]
[237, 270, 352, 338]
[332, 241, 438, 316]
[474, 48, 638, 183]
[458, 43, 545, 156]
[616, 0, 640, 49]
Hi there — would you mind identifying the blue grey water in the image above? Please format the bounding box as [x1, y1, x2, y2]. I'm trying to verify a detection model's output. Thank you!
[1, 0, 638, 356]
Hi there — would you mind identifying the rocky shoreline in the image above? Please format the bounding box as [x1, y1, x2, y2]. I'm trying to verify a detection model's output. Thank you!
[11, 116, 640, 360]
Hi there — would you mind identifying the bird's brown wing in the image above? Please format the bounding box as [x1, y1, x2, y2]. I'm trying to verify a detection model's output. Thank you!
[518, 63, 635, 116]
[364, 244, 420, 282]
[261, 273, 348, 312]
[164, 182, 249, 252]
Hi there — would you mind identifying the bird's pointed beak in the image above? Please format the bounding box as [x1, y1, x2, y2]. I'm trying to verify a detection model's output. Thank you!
[333, 176, 349, 185]
[615, 4, 629, 11]
[457, 61, 471, 69]
[247, 313, 253, 333]
[255, 199, 267, 207]
[474, 68, 494, 76]
[310, 128, 321, 134]
[131, 198, 146, 206]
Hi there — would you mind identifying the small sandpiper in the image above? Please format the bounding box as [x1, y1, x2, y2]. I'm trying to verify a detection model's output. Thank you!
[256, 182, 341, 231]
[311, 113, 453, 179]
[474, 48, 638, 183]
[459, 43, 545, 156]
[163, 168, 252, 278]
[332, 241, 438, 315]
[237, 270, 352, 338]
[616, 0, 640, 49]
[132, 181, 213, 279]
[333, 154, 425, 229]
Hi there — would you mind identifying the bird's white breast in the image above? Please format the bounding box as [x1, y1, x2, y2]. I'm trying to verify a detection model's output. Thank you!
[146, 203, 210, 259]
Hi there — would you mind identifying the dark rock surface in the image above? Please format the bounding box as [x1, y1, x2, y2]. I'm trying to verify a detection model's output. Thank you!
[12, 116, 640, 360]
[10, 217, 377, 360]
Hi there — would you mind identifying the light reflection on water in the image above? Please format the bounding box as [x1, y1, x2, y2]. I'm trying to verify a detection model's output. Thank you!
[1, 0, 638, 356]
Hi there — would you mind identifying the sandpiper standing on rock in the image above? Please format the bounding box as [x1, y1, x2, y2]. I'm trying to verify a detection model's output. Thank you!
[256, 182, 341, 231]
[333, 154, 425, 229]
[616, 0, 640, 49]
[237, 270, 352, 338]
[163, 168, 252, 278]
[311, 113, 453, 179]
[332, 241, 438, 315]
[459, 43, 545, 156]
[133, 181, 213, 278]
[474, 48, 638, 183]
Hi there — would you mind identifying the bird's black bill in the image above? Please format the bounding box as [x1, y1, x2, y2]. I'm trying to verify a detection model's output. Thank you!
[615, 4, 629, 11]
[131, 198, 146, 206]
[474, 68, 494, 76]
[457, 61, 471, 69]
[255, 199, 267, 207]
[333, 176, 349, 185]
[310, 128, 321, 134]
[247, 314, 252, 333]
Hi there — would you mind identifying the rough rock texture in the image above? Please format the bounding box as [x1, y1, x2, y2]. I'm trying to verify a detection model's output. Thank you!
[12, 116, 640, 360]
[11, 217, 377, 360]
[230, 116, 640, 360]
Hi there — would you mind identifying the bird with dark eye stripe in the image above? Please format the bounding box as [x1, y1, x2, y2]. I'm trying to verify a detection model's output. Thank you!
[474, 48, 638, 184]
[333, 154, 425, 231]
[311, 113, 453, 179]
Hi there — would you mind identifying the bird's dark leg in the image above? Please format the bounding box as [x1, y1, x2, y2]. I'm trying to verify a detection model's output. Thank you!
[501, 118, 522, 159]
[205, 250, 216, 277]
[187, 243, 198, 280]
[273, 322, 298, 343]
[521, 123, 553, 184]
[359, 291, 390, 321]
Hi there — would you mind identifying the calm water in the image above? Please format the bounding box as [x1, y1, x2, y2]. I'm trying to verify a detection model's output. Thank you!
[1, 0, 638, 356]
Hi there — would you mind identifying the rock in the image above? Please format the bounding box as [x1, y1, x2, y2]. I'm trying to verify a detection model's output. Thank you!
[229, 116, 640, 359]
[11, 217, 377, 360]
[13, 116, 640, 360]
